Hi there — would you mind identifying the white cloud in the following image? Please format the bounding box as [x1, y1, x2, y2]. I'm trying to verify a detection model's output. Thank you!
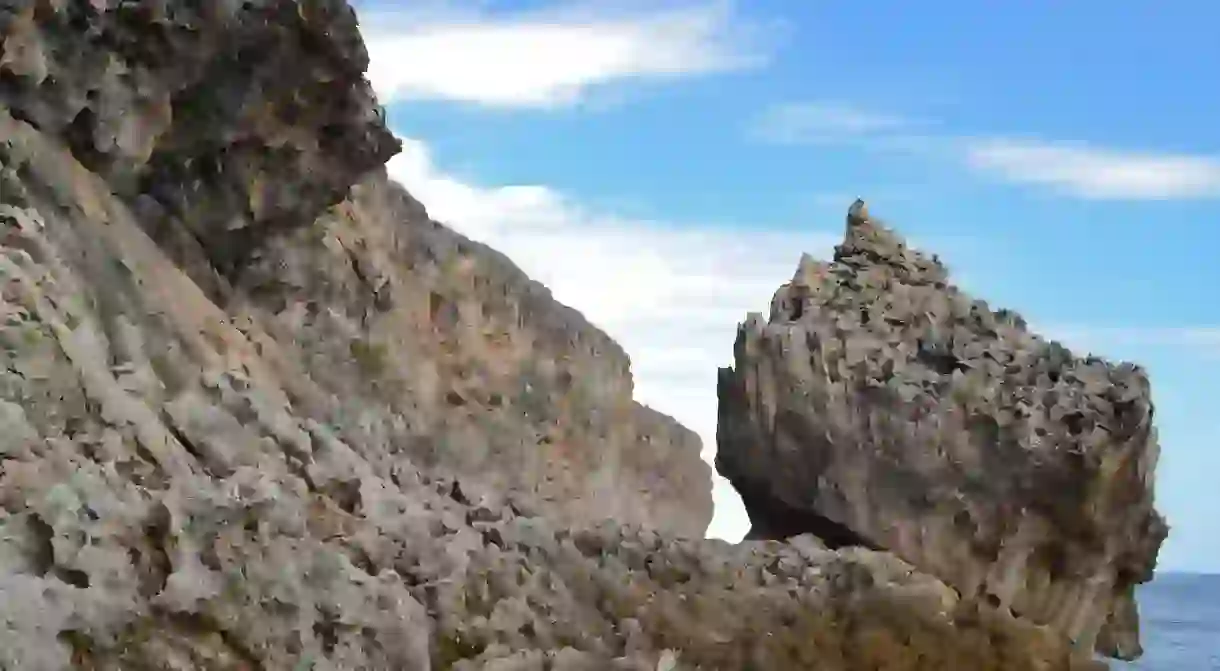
[963, 139, 1220, 200]
[361, 1, 772, 109]
[750, 101, 916, 144]
[386, 138, 841, 541]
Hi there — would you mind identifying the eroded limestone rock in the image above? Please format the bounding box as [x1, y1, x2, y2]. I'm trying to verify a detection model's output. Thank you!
[0, 0, 401, 292]
[230, 174, 714, 538]
[1, 114, 1086, 668]
[1, 0, 1106, 666]
[0, 0, 711, 539]
[717, 199, 1168, 662]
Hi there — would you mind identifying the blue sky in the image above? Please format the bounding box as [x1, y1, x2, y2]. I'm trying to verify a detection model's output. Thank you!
[353, 0, 1220, 573]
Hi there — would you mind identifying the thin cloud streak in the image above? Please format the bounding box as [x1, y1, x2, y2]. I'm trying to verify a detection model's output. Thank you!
[753, 101, 1220, 200]
[1042, 325, 1220, 358]
[750, 101, 920, 145]
[962, 138, 1220, 200]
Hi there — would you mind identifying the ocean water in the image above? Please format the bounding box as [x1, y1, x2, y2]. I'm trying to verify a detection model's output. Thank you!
[1121, 572, 1220, 670]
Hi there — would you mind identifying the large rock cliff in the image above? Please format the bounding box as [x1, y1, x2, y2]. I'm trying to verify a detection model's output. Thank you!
[232, 175, 715, 537]
[0, 0, 711, 539]
[1, 1, 1109, 669]
[717, 200, 1168, 663]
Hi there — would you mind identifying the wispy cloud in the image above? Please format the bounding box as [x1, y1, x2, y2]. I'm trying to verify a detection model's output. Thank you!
[750, 101, 917, 144]
[360, 1, 775, 109]
[961, 138, 1220, 200]
[753, 101, 1220, 200]
[386, 137, 841, 540]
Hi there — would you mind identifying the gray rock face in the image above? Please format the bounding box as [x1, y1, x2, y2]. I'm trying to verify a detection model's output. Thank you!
[1, 0, 711, 538]
[232, 175, 714, 537]
[0, 109, 1086, 670]
[717, 201, 1168, 662]
[0, 0, 401, 292]
[1, 1, 1108, 667]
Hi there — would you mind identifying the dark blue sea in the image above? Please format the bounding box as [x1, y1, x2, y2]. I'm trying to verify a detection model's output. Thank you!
[1120, 573, 1220, 670]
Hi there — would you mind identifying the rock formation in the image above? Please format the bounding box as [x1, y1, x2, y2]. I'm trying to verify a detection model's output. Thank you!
[0, 1, 1116, 668]
[0, 0, 400, 290]
[0, 0, 711, 539]
[717, 200, 1169, 663]
[228, 170, 716, 538]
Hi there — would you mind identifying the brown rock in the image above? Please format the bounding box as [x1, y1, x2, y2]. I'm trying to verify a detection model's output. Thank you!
[717, 200, 1168, 661]
[1, 0, 710, 538]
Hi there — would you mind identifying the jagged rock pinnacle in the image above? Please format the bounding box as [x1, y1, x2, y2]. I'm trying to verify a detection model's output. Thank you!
[792, 252, 822, 285]
[847, 198, 869, 225]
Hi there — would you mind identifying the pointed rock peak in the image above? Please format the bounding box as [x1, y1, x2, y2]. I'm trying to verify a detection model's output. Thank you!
[835, 198, 948, 285]
[847, 198, 869, 226]
[792, 252, 828, 286]
[841, 198, 905, 255]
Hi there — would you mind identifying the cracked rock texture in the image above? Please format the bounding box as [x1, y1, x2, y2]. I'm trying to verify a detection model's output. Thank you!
[0, 0, 400, 292]
[717, 201, 1168, 663]
[0, 0, 712, 540]
[1, 1, 1103, 668]
[231, 178, 713, 538]
[1, 109, 1089, 671]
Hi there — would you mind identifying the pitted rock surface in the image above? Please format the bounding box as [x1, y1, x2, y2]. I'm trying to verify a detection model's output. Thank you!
[0, 0, 401, 293]
[1, 117, 1085, 668]
[230, 174, 714, 537]
[0, 0, 711, 539]
[1, 0, 1110, 667]
[717, 200, 1168, 662]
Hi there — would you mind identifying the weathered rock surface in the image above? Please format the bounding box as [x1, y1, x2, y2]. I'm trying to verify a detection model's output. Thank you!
[0, 0, 712, 539]
[230, 173, 715, 537]
[2, 1, 1102, 668]
[0, 0, 400, 292]
[717, 200, 1169, 662]
[1, 108, 1088, 670]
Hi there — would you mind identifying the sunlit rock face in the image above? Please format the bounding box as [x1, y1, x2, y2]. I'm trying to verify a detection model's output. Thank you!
[0, 110, 1079, 671]
[717, 200, 1168, 662]
[231, 175, 715, 538]
[0, 0, 1118, 667]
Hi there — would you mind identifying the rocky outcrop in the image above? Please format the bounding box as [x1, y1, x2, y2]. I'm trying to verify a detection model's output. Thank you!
[230, 174, 714, 537]
[0, 104, 1087, 670]
[717, 200, 1169, 663]
[1, 0, 712, 539]
[1, 1, 1107, 668]
[0, 0, 400, 294]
